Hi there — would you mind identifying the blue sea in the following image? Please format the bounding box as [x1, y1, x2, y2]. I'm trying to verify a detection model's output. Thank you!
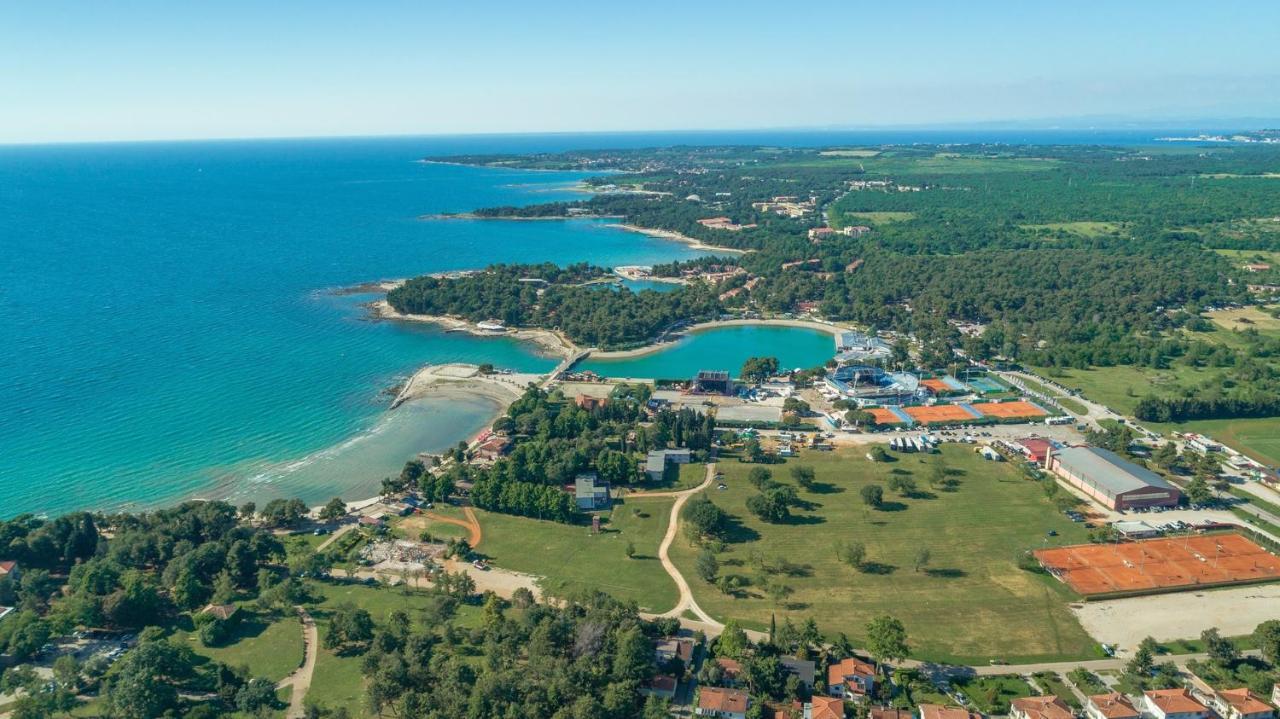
[0, 129, 1207, 517]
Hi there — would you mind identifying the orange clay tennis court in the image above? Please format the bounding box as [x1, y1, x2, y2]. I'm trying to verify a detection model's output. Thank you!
[868, 408, 906, 425]
[920, 378, 960, 394]
[971, 400, 1047, 419]
[1034, 533, 1280, 596]
[905, 404, 975, 423]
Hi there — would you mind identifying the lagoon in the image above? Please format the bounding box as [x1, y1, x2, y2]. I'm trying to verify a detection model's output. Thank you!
[577, 325, 835, 380]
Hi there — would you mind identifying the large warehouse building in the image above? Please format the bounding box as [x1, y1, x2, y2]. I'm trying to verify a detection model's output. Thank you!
[1047, 446, 1182, 510]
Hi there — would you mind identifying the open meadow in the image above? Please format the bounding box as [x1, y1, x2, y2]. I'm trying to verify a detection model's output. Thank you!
[473, 498, 678, 612]
[669, 446, 1101, 664]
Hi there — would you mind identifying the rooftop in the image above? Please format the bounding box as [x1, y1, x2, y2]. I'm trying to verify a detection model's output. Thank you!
[1088, 693, 1141, 719]
[1054, 445, 1179, 495]
[919, 704, 983, 719]
[1218, 688, 1273, 715]
[1012, 696, 1074, 719]
[1145, 689, 1208, 715]
[699, 687, 749, 714]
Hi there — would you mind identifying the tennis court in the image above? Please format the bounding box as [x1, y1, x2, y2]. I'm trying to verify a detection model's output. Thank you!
[905, 404, 979, 423]
[966, 376, 1006, 393]
[869, 407, 908, 425]
[972, 400, 1048, 419]
[1034, 533, 1280, 596]
[921, 378, 964, 395]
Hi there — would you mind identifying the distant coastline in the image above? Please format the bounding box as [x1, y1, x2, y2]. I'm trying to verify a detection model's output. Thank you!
[588, 317, 843, 359]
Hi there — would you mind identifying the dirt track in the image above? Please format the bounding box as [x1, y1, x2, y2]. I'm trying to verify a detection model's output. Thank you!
[277, 607, 317, 719]
[419, 506, 483, 548]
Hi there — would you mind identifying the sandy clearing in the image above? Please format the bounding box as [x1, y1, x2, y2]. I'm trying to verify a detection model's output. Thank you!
[1071, 583, 1280, 651]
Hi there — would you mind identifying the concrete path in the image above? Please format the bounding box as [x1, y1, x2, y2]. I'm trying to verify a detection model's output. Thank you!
[316, 523, 354, 552]
[277, 606, 318, 719]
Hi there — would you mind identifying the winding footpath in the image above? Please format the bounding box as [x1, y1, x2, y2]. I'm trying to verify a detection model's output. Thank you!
[277, 606, 318, 719]
[633, 464, 723, 629]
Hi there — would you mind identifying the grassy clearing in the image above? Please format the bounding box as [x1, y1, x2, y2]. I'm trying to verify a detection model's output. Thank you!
[670, 447, 1100, 664]
[473, 499, 678, 611]
[1031, 364, 1209, 415]
[169, 609, 304, 682]
[1164, 417, 1280, 466]
[845, 211, 917, 224]
[1206, 306, 1280, 334]
[819, 149, 881, 157]
[952, 674, 1034, 714]
[1033, 672, 1082, 709]
[1022, 221, 1122, 237]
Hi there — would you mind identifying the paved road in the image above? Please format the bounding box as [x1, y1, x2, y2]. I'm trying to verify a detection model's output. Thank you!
[277, 607, 318, 719]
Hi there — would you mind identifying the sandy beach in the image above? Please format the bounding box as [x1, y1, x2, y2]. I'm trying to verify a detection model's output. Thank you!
[369, 298, 578, 358]
[611, 223, 747, 254]
[588, 317, 845, 359]
[391, 362, 541, 408]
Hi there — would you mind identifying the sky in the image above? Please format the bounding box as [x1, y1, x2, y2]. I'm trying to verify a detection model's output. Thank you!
[2, 0, 1279, 144]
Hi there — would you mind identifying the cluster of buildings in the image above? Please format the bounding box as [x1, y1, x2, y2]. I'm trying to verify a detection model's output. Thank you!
[689, 652, 878, 719]
[834, 331, 893, 364]
[808, 225, 872, 242]
[847, 178, 925, 193]
[698, 216, 758, 232]
[752, 195, 816, 218]
[1004, 437, 1183, 511]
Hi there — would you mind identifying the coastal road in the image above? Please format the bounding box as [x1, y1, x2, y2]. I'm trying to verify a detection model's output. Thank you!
[278, 607, 318, 719]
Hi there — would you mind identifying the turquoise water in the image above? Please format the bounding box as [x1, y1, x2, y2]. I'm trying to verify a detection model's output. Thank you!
[0, 138, 707, 516]
[578, 325, 835, 380]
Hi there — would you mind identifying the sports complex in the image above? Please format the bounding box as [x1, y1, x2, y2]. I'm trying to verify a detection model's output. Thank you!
[1034, 533, 1280, 597]
[867, 399, 1049, 427]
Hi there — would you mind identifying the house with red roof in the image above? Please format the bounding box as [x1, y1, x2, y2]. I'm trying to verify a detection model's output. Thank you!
[1214, 688, 1275, 719]
[643, 675, 677, 701]
[1011, 696, 1074, 719]
[697, 687, 750, 719]
[918, 705, 983, 719]
[827, 657, 876, 701]
[1086, 693, 1141, 719]
[1144, 689, 1211, 719]
[0, 561, 18, 581]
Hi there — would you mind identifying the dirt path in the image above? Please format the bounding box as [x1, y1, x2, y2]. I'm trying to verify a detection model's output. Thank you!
[423, 506, 483, 549]
[316, 523, 354, 552]
[649, 463, 721, 628]
[277, 606, 318, 719]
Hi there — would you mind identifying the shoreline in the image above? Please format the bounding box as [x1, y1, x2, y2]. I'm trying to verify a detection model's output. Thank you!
[417, 212, 626, 221]
[391, 363, 538, 409]
[609, 223, 747, 255]
[588, 317, 845, 359]
[368, 298, 579, 358]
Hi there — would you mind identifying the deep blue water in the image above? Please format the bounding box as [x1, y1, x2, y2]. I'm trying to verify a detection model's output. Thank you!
[0, 129, 1207, 517]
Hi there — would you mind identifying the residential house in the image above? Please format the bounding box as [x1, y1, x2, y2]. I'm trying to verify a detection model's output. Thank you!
[654, 637, 696, 666]
[1273, 685, 1280, 711]
[575, 395, 608, 411]
[358, 514, 387, 528]
[473, 435, 512, 462]
[1086, 693, 1141, 719]
[0, 606, 14, 623]
[1011, 696, 1074, 719]
[574, 473, 611, 511]
[918, 705, 983, 719]
[1217, 689, 1276, 719]
[798, 696, 845, 719]
[870, 708, 913, 719]
[697, 687, 750, 719]
[827, 657, 876, 700]
[0, 561, 18, 581]
[808, 227, 836, 242]
[715, 657, 744, 686]
[645, 448, 693, 481]
[200, 603, 240, 622]
[1144, 689, 1210, 719]
[644, 675, 678, 701]
[842, 225, 872, 237]
[781, 656, 816, 689]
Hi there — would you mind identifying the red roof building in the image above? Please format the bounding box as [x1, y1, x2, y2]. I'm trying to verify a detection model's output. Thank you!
[1087, 693, 1141, 719]
[1011, 696, 1074, 719]
[697, 687, 750, 719]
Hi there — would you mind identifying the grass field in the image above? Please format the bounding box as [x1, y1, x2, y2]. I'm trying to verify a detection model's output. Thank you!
[1022, 221, 1123, 237]
[1032, 672, 1082, 709]
[1206, 306, 1280, 334]
[473, 498, 678, 611]
[1031, 364, 1209, 415]
[669, 447, 1100, 664]
[169, 609, 304, 682]
[843, 211, 917, 224]
[1161, 417, 1280, 466]
[952, 674, 1034, 714]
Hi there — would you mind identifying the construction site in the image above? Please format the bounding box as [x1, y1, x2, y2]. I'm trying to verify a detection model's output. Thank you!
[1034, 533, 1280, 598]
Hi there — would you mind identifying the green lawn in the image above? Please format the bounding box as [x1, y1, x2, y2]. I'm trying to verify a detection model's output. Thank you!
[841, 211, 917, 225]
[1031, 364, 1210, 415]
[474, 498, 678, 612]
[952, 674, 1034, 714]
[1032, 672, 1082, 709]
[1163, 417, 1280, 467]
[670, 447, 1100, 664]
[1021, 221, 1122, 237]
[170, 609, 304, 682]
[1012, 374, 1089, 416]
